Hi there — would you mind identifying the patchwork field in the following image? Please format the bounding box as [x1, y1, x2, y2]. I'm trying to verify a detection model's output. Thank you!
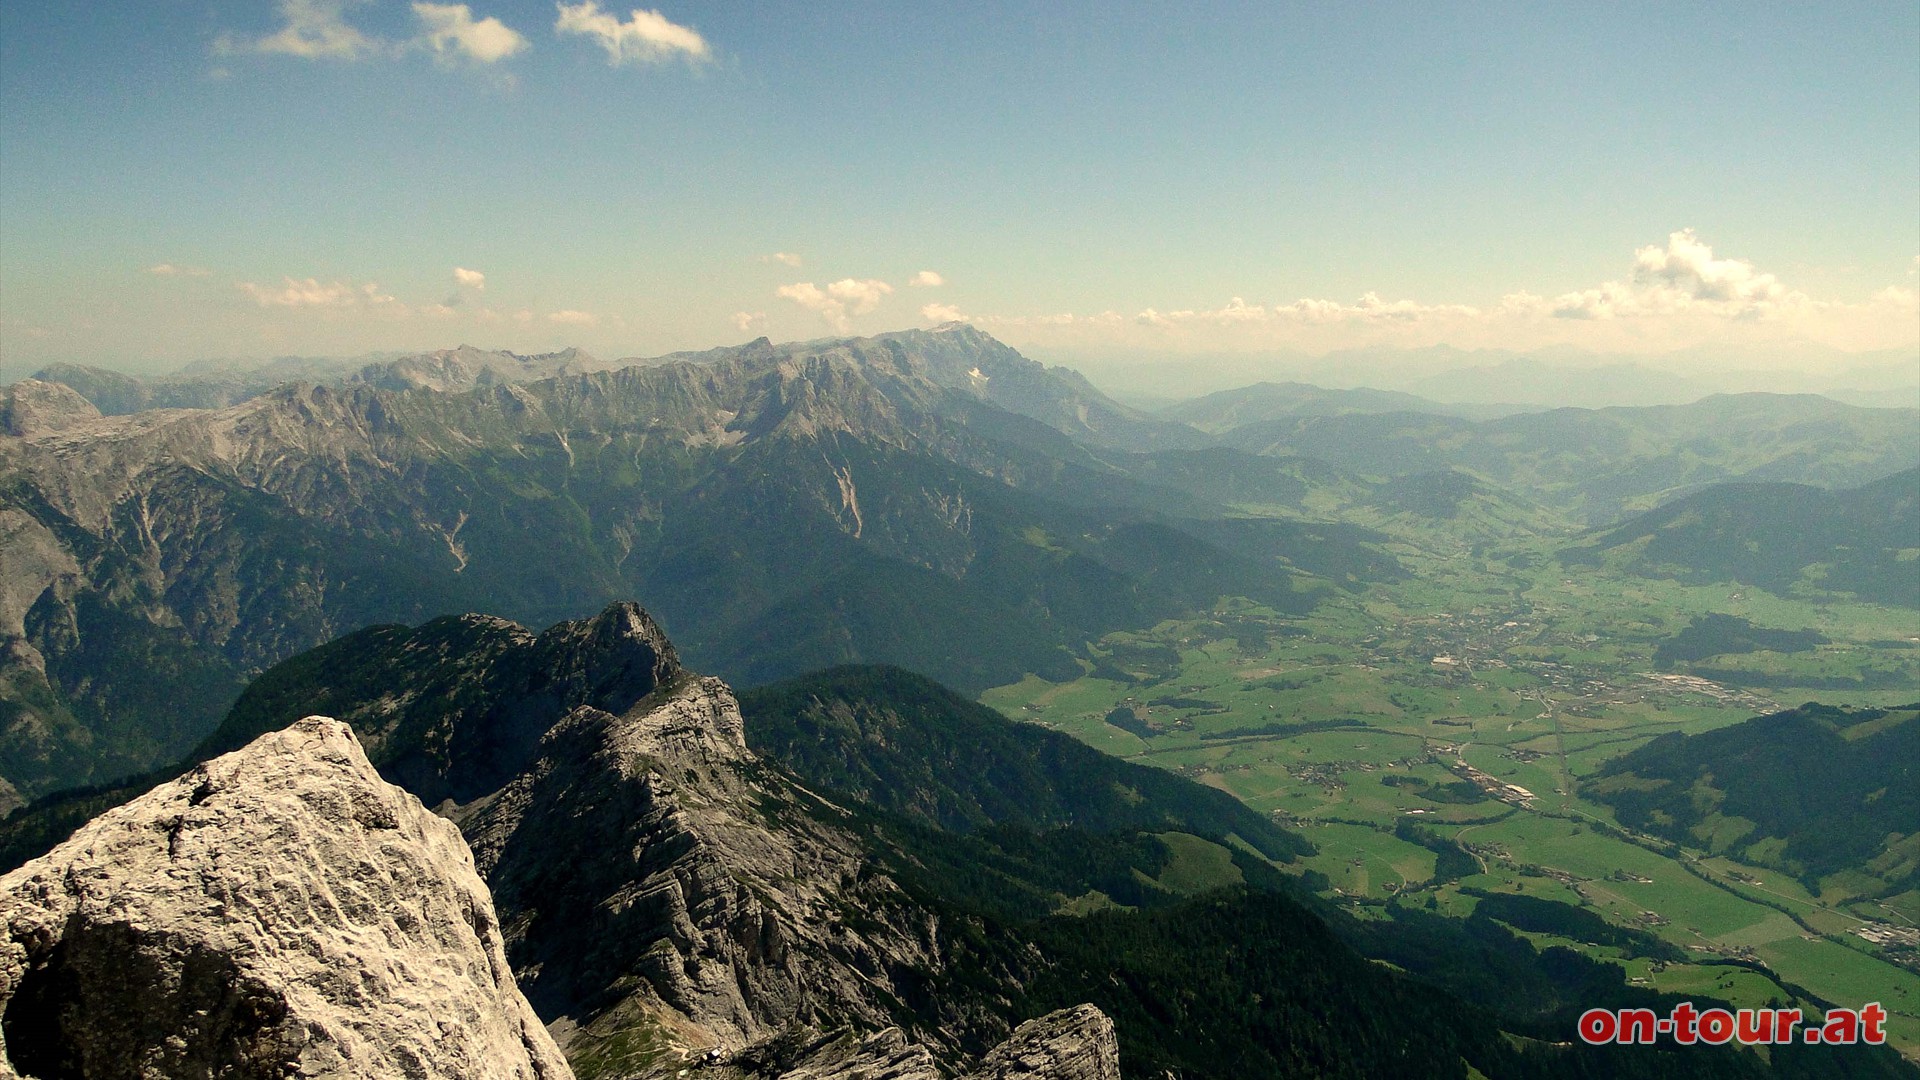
[984, 543, 1920, 1054]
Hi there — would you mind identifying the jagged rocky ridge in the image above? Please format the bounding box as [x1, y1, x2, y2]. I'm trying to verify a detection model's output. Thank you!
[0, 715, 572, 1080]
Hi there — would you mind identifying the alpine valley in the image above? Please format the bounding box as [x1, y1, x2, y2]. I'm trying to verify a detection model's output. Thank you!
[1, 328, 1917, 1077]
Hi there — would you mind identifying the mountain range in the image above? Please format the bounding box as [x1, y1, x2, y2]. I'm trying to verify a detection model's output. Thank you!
[4, 328, 1913, 802]
[0, 327, 1359, 797]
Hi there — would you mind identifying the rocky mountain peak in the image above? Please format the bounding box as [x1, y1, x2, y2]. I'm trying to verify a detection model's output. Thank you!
[600, 673, 747, 765]
[195, 602, 686, 809]
[0, 715, 572, 1080]
[0, 379, 102, 437]
[529, 600, 681, 706]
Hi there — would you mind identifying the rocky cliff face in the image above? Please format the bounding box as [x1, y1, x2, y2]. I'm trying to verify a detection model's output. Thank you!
[460, 673, 1007, 1076]
[0, 716, 571, 1080]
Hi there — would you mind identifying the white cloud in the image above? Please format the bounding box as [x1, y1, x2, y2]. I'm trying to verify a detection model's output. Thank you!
[731, 311, 766, 333]
[921, 303, 965, 324]
[217, 0, 384, 60]
[950, 232, 1917, 358]
[1542, 229, 1804, 320]
[1633, 229, 1788, 303]
[147, 263, 211, 277]
[760, 252, 803, 267]
[908, 270, 945, 288]
[453, 266, 487, 289]
[827, 278, 892, 313]
[238, 277, 397, 308]
[1106, 294, 1480, 331]
[554, 2, 709, 64]
[1871, 285, 1918, 309]
[414, 3, 528, 63]
[776, 278, 894, 332]
[547, 309, 598, 325]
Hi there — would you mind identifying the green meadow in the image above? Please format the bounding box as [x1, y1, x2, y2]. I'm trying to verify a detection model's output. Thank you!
[984, 540, 1920, 1055]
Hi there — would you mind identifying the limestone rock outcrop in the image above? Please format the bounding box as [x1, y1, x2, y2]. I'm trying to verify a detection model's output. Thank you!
[0, 380, 101, 437]
[970, 1005, 1122, 1080]
[0, 716, 572, 1080]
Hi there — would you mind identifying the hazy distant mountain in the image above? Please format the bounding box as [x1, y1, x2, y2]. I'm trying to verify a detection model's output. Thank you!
[1402, 359, 1714, 408]
[30, 355, 368, 413]
[1565, 467, 1920, 607]
[1159, 382, 1533, 431]
[351, 345, 607, 392]
[33, 346, 610, 413]
[1217, 393, 1919, 524]
[8, 326, 1913, 798]
[1056, 341, 1919, 412]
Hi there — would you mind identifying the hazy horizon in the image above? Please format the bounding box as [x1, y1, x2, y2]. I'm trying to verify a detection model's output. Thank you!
[7, 328, 1917, 413]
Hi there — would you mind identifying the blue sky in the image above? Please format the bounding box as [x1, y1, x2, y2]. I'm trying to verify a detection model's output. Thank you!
[2, 1, 1915, 372]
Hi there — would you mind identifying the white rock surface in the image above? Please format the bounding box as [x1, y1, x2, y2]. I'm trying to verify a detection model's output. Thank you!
[969, 1005, 1122, 1080]
[0, 715, 573, 1080]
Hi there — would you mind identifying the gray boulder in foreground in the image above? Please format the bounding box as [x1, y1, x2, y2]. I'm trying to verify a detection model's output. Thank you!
[0, 716, 572, 1080]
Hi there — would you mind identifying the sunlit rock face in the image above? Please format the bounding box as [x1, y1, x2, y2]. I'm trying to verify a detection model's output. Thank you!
[0, 716, 572, 1080]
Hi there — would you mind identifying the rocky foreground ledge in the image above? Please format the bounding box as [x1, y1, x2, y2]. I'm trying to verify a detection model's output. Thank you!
[0, 716, 572, 1080]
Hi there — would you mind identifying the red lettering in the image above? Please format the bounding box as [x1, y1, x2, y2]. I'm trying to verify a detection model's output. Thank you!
[1618, 1008, 1658, 1044]
[1736, 1008, 1773, 1044]
[1578, 1008, 1617, 1045]
[1697, 1008, 1735, 1045]
[1821, 1009, 1860, 1045]
[1671, 1001, 1699, 1044]
[1861, 1003, 1887, 1045]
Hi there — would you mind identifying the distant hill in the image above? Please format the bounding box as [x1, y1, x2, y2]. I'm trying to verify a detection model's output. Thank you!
[30, 356, 366, 412]
[738, 664, 1308, 859]
[1217, 394, 1919, 524]
[1160, 381, 1532, 432]
[1587, 702, 1920, 898]
[33, 346, 609, 413]
[1566, 467, 1920, 606]
[1402, 358, 1713, 408]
